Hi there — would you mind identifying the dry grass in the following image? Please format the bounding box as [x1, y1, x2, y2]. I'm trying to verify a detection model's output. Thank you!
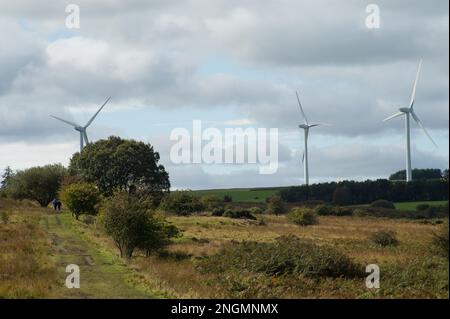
[0, 206, 57, 298]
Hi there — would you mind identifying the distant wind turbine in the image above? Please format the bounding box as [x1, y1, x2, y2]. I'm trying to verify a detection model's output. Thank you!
[383, 59, 437, 182]
[296, 91, 327, 186]
[50, 97, 111, 152]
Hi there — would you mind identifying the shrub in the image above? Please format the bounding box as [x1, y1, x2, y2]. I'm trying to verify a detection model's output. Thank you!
[314, 204, 353, 217]
[266, 196, 285, 215]
[223, 195, 233, 203]
[370, 230, 398, 247]
[211, 207, 225, 217]
[248, 207, 263, 215]
[60, 182, 101, 220]
[288, 208, 318, 226]
[103, 191, 180, 258]
[1, 211, 9, 224]
[196, 235, 364, 279]
[416, 204, 430, 211]
[432, 221, 449, 259]
[159, 191, 204, 215]
[200, 195, 222, 211]
[370, 200, 395, 209]
[352, 208, 367, 217]
[223, 209, 256, 220]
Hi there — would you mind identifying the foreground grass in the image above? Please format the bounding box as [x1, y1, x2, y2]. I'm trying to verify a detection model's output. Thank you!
[1, 198, 448, 299]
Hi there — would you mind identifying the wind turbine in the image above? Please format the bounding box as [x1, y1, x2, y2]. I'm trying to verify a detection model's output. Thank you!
[383, 59, 437, 182]
[50, 97, 111, 152]
[296, 91, 326, 186]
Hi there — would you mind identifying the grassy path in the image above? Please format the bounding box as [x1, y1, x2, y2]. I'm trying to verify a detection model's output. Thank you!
[41, 212, 155, 299]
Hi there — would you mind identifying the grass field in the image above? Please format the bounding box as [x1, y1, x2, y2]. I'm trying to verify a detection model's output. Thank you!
[0, 198, 448, 299]
[394, 201, 448, 211]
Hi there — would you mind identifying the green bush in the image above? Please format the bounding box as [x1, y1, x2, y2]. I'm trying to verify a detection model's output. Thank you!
[60, 182, 101, 220]
[432, 221, 449, 259]
[288, 208, 318, 226]
[352, 208, 367, 217]
[196, 235, 364, 278]
[211, 207, 225, 217]
[159, 191, 204, 216]
[266, 196, 285, 215]
[103, 191, 180, 258]
[200, 195, 223, 211]
[370, 230, 398, 247]
[370, 200, 395, 209]
[248, 207, 264, 215]
[1, 211, 9, 224]
[223, 209, 256, 220]
[314, 204, 353, 217]
[416, 204, 430, 211]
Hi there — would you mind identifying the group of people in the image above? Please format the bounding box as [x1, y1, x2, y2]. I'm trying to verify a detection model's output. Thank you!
[52, 198, 62, 212]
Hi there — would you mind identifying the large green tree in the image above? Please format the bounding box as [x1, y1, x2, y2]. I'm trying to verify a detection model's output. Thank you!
[389, 169, 442, 181]
[7, 164, 67, 207]
[69, 136, 170, 196]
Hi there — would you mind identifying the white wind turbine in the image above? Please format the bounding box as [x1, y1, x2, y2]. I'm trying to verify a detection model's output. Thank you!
[296, 91, 327, 186]
[383, 59, 437, 182]
[50, 97, 111, 152]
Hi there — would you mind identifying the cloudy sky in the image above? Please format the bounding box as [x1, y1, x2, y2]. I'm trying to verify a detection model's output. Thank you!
[0, 0, 448, 189]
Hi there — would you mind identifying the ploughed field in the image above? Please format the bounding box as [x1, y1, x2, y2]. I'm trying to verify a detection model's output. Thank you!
[0, 198, 448, 299]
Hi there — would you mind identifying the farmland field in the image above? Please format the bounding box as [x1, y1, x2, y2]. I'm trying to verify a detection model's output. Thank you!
[394, 201, 448, 211]
[0, 198, 448, 299]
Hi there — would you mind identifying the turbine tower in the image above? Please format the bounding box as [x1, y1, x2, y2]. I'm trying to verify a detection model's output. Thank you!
[51, 97, 111, 152]
[383, 59, 437, 182]
[296, 91, 325, 186]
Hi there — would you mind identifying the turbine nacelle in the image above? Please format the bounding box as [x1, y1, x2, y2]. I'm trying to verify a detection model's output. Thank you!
[50, 97, 111, 152]
[399, 107, 410, 113]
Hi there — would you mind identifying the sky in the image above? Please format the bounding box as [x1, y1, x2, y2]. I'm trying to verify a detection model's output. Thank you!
[0, 0, 448, 190]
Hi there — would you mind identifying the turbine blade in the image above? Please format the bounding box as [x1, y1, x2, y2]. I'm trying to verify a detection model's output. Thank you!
[50, 115, 79, 127]
[410, 111, 438, 148]
[296, 91, 309, 125]
[383, 112, 404, 122]
[85, 97, 111, 128]
[309, 123, 331, 128]
[409, 59, 423, 109]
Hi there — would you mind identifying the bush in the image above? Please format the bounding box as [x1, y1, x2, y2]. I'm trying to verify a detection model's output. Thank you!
[7, 164, 67, 207]
[432, 221, 449, 259]
[223, 209, 256, 220]
[352, 208, 368, 217]
[288, 208, 318, 226]
[223, 195, 233, 203]
[370, 230, 398, 247]
[196, 235, 364, 279]
[370, 200, 395, 209]
[60, 182, 101, 220]
[1, 211, 9, 224]
[248, 207, 263, 215]
[103, 191, 180, 258]
[314, 204, 353, 217]
[159, 191, 204, 215]
[211, 207, 225, 217]
[200, 195, 222, 211]
[416, 204, 430, 211]
[266, 196, 285, 215]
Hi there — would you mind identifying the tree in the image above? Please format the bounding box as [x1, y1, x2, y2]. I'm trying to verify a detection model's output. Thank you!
[103, 191, 179, 258]
[69, 136, 170, 197]
[1, 166, 13, 189]
[159, 191, 204, 215]
[266, 195, 285, 215]
[332, 186, 352, 206]
[60, 182, 101, 219]
[389, 169, 442, 181]
[443, 169, 449, 182]
[200, 195, 223, 211]
[7, 164, 67, 207]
